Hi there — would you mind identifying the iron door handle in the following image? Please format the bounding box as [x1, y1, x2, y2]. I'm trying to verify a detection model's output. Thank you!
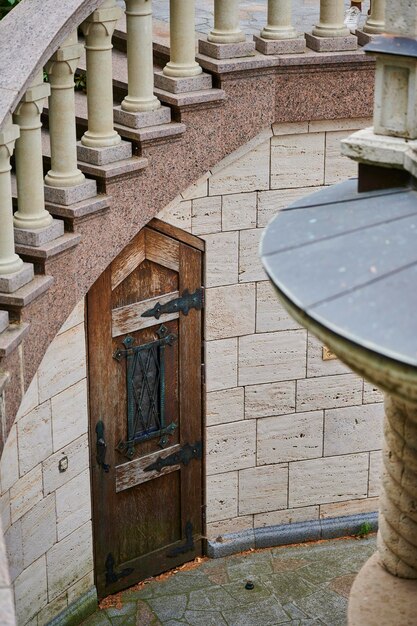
[96, 420, 110, 473]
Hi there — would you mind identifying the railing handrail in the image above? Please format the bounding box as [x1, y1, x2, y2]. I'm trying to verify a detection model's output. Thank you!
[0, 0, 104, 132]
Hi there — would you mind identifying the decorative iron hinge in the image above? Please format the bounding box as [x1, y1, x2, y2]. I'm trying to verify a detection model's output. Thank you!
[167, 521, 195, 558]
[141, 288, 204, 320]
[105, 553, 134, 586]
[144, 441, 202, 473]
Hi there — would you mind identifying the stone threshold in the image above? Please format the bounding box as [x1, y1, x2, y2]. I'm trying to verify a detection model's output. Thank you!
[47, 587, 97, 626]
[206, 512, 378, 558]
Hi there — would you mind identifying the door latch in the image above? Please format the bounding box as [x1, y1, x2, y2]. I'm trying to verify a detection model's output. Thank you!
[96, 421, 110, 473]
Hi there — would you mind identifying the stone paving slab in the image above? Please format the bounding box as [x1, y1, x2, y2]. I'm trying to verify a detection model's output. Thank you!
[81, 536, 376, 626]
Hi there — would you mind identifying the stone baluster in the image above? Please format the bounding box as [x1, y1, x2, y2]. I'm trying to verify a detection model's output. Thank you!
[162, 0, 201, 78]
[45, 31, 96, 205]
[199, 0, 255, 59]
[306, 0, 357, 52]
[114, 0, 171, 129]
[13, 72, 55, 233]
[0, 118, 23, 277]
[363, 0, 385, 35]
[254, 0, 305, 54]
[79, 0, 132, 165]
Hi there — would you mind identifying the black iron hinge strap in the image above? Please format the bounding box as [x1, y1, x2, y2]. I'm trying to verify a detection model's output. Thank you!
[143, 441, 202, 473]
[141, 288, 204, 320]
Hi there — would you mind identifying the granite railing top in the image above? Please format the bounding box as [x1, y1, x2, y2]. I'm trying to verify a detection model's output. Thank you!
[0, 0, 103, 133]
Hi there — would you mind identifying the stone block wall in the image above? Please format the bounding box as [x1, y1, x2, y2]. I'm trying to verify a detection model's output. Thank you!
[0, 302, 93, 626]
[157, 118, 385, 539]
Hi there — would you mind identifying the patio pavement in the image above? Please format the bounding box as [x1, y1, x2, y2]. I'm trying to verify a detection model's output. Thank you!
[81, 535, 376, 626]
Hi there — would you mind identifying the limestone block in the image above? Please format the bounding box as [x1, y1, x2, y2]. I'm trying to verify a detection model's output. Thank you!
[209, 140, 270, 196]
[307, 333, 349, 378]
[206, 515, 253, 540]
[238, 330, 307, 386]
[0, 491, 10, 532]
[191, 196, 221, 235]
[257, 411, 323, 465]
[205, 283, 256, 340]
[308, 118, 371, 133]
[257, 187, 326, 228]
[320, 496, 379, 519]
[271, 133, 325, 189]
[67, 570, 94, 604]
[324, 404, 384, 456]
[289, 453, 369, 507]
[0, 425, 18, 492]
[42, 434, 89, 495]
[38, 323, 87, 403]
[206, 387, 244, 427]
[239, 229, 267, 283]
[0, 589, 15, 625]
[158, 199, 192, 233]
[51, 378, 88, 452]
[206, 472, 238, 523]
[325, 130, 358, 185]
[204, 232, 238, 288]
[56, 468, 91, 541]
[254, 505, 319, 528]
[239, 464, 288, 515]
[296, 374, 363, 412]
[245, 381, 296, 419]
[181, 173, 209, 201]
[21, 494, 56, 568]
[369, 450, 383, 497]
[363, 381, 384, 404]
[58, 300, 85, 335]
[17, 401, 52, 476]
[206, 420, 256, 475]
[16, 375, 39, 420]
[272, 122, 309, 136]
[46, 520, 93, 601]
[37, 592, 67, 626]
[4, 519, 23, 580]
[206, 338, 238, 392]
[256, 281, 302, 332]
[10, 464, 43, 524]
[14, 556, 47, 624]
[222, 192, 257, 231]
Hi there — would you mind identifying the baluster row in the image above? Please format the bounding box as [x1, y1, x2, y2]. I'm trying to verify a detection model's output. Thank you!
[0, 0, 386, 290]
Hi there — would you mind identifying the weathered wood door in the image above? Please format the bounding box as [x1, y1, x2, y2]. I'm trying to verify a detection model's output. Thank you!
[87, 221, 204, 599]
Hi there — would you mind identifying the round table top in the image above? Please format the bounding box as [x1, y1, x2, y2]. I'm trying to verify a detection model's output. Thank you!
[261, 179, 417, 369]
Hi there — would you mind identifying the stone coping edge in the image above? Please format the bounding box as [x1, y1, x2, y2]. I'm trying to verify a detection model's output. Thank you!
[46, 587, 98, 626]
[206, 512, 378, 558]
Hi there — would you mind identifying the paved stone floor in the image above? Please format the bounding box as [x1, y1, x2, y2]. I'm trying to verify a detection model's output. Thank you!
[81, 535, 376, 626]
[152, 1, 371, 36]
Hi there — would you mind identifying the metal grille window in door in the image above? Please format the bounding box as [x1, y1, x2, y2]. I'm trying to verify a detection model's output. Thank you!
[114, 324, 178, 459]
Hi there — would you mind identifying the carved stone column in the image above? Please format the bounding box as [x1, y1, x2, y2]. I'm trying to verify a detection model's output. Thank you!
[199, 0, 255, 59]
[363, 0, 385, 35]
[0, 117, 33, 291]
[79, 0, 132, 165]
[113, 0, 171, 129]
[254, 0, 305, 54]
[13, 72, 54, 232]
[44, 31, 97, 205]
[163, 0, 201, 78]
[306, 0, 357, 51]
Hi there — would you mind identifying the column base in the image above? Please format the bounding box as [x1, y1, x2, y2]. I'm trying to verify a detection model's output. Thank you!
[44, 179, 97, 207]
[14, 218, 64, 247]
[254, 34, 306, 55]
[154, 70, 212, 95]
[348, 552, 417, 625]
[76, 140, 132, 166]
[113, 105, 171, 129]
[198, 35, 255, 60]
[305, 32, 357, 52]
[0, 262, 33, 294]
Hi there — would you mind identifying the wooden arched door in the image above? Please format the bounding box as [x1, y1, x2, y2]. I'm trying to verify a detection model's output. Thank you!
[87, 220, 204, 598]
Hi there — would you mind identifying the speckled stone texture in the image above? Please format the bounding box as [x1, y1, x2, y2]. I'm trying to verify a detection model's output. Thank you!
[76, 140, 132, 166]
[154, 70, 212, 94]
[254, 35, 306, 55]
[198, 36, 256, 60]
[113, 105, 171, 129]
[14, 218, 64, 247]
[305, 33, 358, 52]
[355, 29, 374, 47]
[0, 263, 33, 294]
[43, 178, 97, 207]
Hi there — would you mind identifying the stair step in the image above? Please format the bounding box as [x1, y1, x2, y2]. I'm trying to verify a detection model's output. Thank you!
[15, 232, 81, 265]
[0, 275, 53, 309]
[0, 322, 30, 357]
[0, 311, 9, 334]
